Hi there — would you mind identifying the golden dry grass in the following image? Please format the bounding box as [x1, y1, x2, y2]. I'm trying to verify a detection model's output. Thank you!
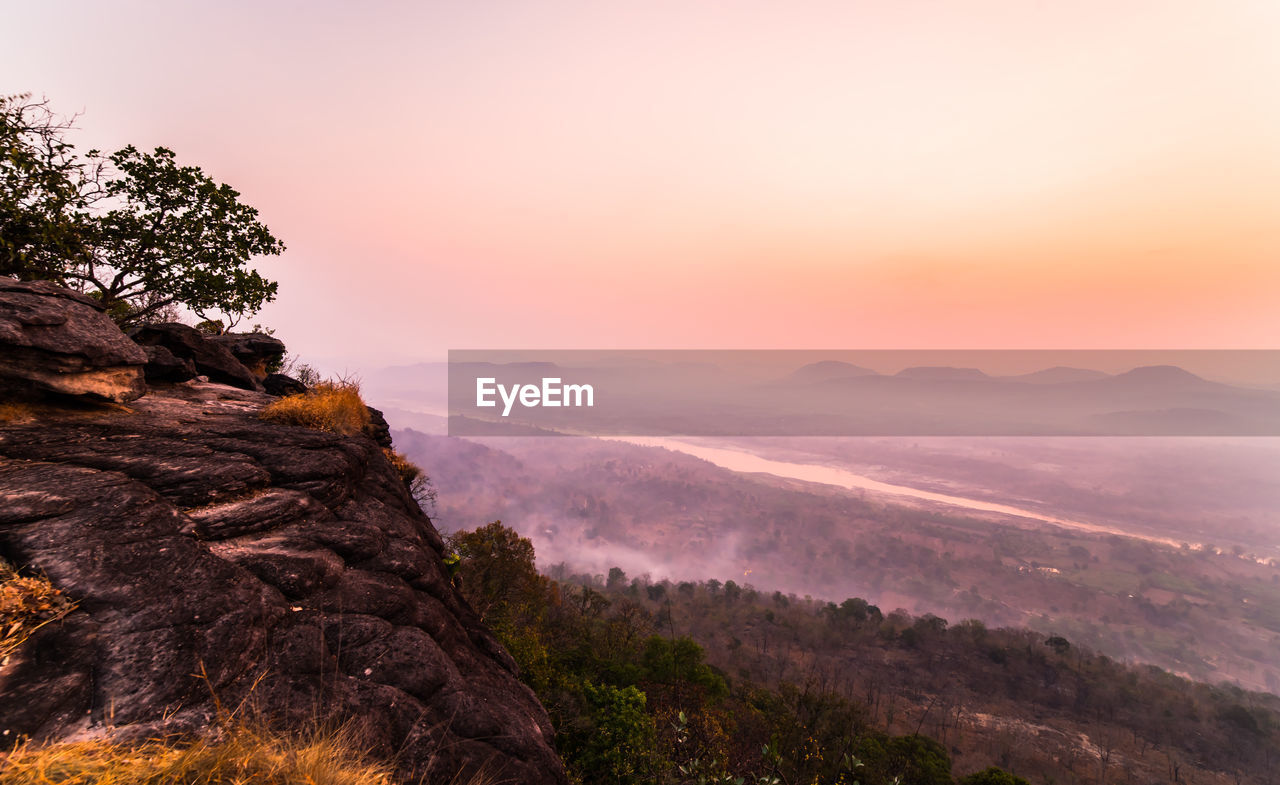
[0, 400, 133, 424]
[0, 559, 76, 661]
[382, 449, 437, 511]
[259, 381, 370, 436]
[0, 403, 38, 423]
[0, 724, 396, 785]
[383, 448, 423, 485]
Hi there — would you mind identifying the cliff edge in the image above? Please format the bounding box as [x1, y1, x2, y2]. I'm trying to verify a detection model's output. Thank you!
[0, 282, 565, 784]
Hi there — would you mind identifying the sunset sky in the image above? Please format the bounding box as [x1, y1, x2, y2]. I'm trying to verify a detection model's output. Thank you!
[4, 1, 1278, 369]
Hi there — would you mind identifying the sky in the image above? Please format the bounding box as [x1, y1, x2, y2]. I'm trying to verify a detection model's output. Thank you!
[4, 1, 1278, 370]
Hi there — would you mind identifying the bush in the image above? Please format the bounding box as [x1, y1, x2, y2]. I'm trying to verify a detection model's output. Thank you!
[959, 766, 1031, 785]
[1, 558, 76, 660]
[259, 381, 370, 436]
[0, 724, 395, 785]
[383, 448, 421, 485]
[566, 682, 658, 785]
[382, 448, 438, 512]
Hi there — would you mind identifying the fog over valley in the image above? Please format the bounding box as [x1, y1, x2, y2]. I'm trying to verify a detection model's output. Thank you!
[379, 372, 1280, 694]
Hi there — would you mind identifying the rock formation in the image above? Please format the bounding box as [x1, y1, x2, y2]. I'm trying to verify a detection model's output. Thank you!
[0, 283, 566, 784]
[129, 323, 264, 391]
[138, 343, 199, 383]
[365, 405, 394, 449]
[264, 372, 307, 397]
[0, 279, 147, 402]
[208, 332, 286, 378]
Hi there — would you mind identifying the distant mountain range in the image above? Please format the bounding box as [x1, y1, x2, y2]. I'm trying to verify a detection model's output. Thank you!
[786, 360, 878, 382]
[416, 359, 1280, 437]
[1000, 366, 1110, 384]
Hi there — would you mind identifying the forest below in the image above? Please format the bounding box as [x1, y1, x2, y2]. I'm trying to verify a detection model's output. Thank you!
[449, 521, 1280, 785]
[394, 429, 1280, 693]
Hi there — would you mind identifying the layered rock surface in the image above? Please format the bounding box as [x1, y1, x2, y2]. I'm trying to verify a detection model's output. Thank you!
[129, 323, 264, 391]
[207, 332, 286, 377]
[0, 280, 147, 402]
[0, 293, 565, 783]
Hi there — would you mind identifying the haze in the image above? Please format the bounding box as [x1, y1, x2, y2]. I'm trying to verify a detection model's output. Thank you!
[4, 1, 1278, 367]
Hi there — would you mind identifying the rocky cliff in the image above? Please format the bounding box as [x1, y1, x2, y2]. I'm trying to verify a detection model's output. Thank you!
[0, 283, 565, 784]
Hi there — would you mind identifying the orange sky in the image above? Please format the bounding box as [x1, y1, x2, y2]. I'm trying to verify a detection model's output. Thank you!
[4, 1, 1278, 368]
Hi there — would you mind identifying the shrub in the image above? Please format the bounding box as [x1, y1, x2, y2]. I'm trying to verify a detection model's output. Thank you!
[0, 724, 396, 785]
[959, 766, 1032, 785]
[259, 381, 370, 436]
[567, 681, 659, 785]
[382, 448, 438, 512]
[0, 559, 76, 660]
[383, 447, 422, 485]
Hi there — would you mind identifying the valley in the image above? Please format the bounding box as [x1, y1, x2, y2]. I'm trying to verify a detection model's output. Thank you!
[392, 427, 1280, 693]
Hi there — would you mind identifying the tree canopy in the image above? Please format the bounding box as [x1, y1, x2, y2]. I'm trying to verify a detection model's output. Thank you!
[1, 94, 283, 326]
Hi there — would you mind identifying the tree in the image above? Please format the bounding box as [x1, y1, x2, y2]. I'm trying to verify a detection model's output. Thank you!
[567, 682, 658, 785]
[79, 145, 283, 325]
[607, 567, 628, 590]
[448, 521, 546, 622]
[859, 733, 953, 785]
[0, 95, 96, 281]
[1, 94, 283, 326]
[959, 766, 1031, 785]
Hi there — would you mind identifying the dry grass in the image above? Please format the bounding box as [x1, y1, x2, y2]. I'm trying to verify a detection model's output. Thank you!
[0, 559, 76, 661]
[382, 449, 438, 512]
[0, 403, 39, 424]
[383, 448, 423, 485]
[0, 400, 133, 424]
[259, 381, 370, 437]
[0, 724, 396, 785]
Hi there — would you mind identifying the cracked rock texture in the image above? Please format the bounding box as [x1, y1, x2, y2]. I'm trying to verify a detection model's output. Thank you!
[0, 279, 147, 402]
[0, 381, 565, 784]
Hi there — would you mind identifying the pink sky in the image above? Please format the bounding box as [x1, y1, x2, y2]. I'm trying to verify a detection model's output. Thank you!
[4, 1, 1278, 370]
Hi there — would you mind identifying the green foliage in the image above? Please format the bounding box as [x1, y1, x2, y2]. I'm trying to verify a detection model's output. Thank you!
[194, 318, 226, 335]
[957, 767, 1030, 785]
[0, 95, 92, 282]
[1, 94, 283, 325]
[1044, 635, 1070, 655]
[607, 566, 628, 589]
[1218, 703, 1262, 736]
[856, 734, 952, 785]
[566, 682, 659, 785]
[446, 524, 1266, 783]
[88, 145, 282, 323]
[449, 523, 929, 785]
[836, 597, 882, 624]
[642, 636, 728, 699]
[448, 521, 548, 623]
[431, 506, 1280, 784]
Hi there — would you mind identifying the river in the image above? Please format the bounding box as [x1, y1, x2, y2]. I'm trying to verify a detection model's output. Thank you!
[614, 436, 1193, 550]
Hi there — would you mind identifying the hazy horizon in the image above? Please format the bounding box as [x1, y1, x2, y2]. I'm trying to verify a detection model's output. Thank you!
[4, 1, 1279, 372]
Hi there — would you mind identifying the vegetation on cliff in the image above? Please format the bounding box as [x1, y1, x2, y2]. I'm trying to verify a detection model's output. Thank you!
[259, 380, 372, 435]
[0, 724, 397, 785]
[0, 559, 75, 662]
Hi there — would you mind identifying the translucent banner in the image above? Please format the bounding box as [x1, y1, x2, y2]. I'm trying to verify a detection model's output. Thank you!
[447, 350, 1280, 436]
